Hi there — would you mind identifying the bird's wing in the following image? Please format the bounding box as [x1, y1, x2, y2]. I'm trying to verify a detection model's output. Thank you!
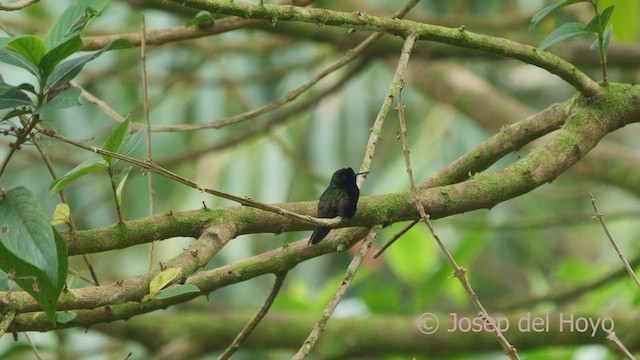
[317, 196, 340, 218]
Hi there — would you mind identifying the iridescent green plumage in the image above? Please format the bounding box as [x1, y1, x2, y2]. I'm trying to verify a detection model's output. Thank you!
[309, 167, 367, 244]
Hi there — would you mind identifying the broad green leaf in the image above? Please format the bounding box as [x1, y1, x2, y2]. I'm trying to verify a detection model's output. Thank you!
[49, 156, 109, 196]
[0, 83, 32, 110]
[539, 22, 589, 50]
[102, 117, 130, 164]
[529, 0, 589, 31]
[38, 87, 82, 119]
[113, 124, 145, 167]
[0, 191, 67, 324]
[56, 311, 77, 324]
[5, 35, 45, 67]
[585, 5, 615, 33]
[0, 49, 39, 76]
[50, 203, 71, 226]
[40, 36, 83, 76]
[0, 244, 63, 324]
[44, 0, 110, 51]
[44, 39, 133, 91]
[17, 83, 36, 94]
[114, 167, 131, 208]
[591, 24, 613, 53]
[149, 268, 181, 296]
[154, 284, 200, 300]
[186, 11, 214, 27]
[0, 186, 59, 287]
[2, 109, 32, 122]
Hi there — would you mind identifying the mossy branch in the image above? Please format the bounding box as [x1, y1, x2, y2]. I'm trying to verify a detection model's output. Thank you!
[3, 84, 639, 331]
[173, 0, 601, 97]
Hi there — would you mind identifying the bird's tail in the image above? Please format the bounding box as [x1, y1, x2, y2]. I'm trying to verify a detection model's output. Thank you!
[309, 227, 331, 245]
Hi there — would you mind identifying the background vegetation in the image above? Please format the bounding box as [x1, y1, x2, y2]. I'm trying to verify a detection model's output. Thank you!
[0, 0, 639, 359]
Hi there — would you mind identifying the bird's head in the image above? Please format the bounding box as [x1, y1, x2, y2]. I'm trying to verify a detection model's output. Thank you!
[330, 167, 368, 188]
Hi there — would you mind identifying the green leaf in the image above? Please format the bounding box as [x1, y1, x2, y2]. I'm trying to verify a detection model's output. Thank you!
[539, 22, 589, 50]
[5, 35, 46, 67]
[114, 167, 131, 208]
[0, 191, 67, 323]
[585, 5, 615, 33]
[0, 83, 32, 110]
[44, 39, 133, 91]
[601, 23, 613, 53]
[0, 49, 39, 76]
[56, 311, 78, 324]
[49, 157, 109, 196]
[44, 0, 110, 51]
[591, 24, 613, 53]
[102, 117, 130, 164]
[40, 36, 83, 76]
[154, 284, 200, 300]
[0, 186, 59, 287]
[114, 124, 145, 167]
[17, 83, 36, 95]
[149, 268, 181, 297]
[186, 11, 214, 27]
[38, 87, 82, 119]
[56, 311, 77, 324]
[50, 203, 71, 226]
[2, 109, 32, 122]
[529, 0, 589, 31]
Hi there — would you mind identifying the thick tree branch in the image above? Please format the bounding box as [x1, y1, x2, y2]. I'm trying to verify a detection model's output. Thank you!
[93, 309, 637, 357]
[53, 84, 639, 257]
[1, 224, 236, 317]
[172, 0, 601, 96]
[3, 84, 639, 331]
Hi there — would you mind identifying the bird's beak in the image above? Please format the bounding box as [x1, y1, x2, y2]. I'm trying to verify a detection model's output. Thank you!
[355, 171, 369, 176]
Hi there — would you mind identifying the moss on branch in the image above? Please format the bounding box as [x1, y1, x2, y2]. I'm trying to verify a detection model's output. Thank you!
[173, 0, 600, 96]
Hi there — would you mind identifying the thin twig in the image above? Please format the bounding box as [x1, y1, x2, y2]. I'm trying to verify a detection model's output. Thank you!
[0, 310, 15, 338]
[396, 71, 518, 359]
[127, 19, 384, 132]
[218, 272, 287, 360]
[174, 0, 600, 97]
[295, 20, 421, 357]
[30, 133, 100, 286]
[67, 268, 98, 287]
[42, 130, 341, 228]
[0, 0, 39, 11]
[158, 60, 368, 166]
[23, 332, 43, 360]
[590, 193, 640, 289]
[292, 225, 380, 359]
[606, 331, 636, 360]
[0, 114, 39, 180]
[74, 83, 126, 123]
[498, 253, 640, 311]
[373, 219, 418, 258]
[140, 13, 157, 273]
[357, 31, 419, 183]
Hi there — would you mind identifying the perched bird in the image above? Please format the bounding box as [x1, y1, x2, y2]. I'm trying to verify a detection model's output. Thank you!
[309, 167, 368, 245]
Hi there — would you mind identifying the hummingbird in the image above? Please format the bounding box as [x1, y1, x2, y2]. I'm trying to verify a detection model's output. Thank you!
[308, 167, 368, 245]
